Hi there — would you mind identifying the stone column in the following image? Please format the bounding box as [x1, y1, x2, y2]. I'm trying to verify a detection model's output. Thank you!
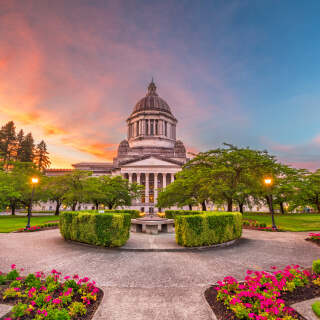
[170, 173, 175, 184]
[148, 120, 150, 135]
[154, 173, 158, 203]
[163, 173, 167, 189]
[128, 173, 133, 184]
[137, 173, 141, 185]
[145, 173, 149, 204]
[127, 123, 130, 139]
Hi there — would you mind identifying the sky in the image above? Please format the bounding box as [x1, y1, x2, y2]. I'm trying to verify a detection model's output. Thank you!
[0, 0, 319, 169]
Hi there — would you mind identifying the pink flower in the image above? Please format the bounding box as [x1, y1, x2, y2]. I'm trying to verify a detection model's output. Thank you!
[64, 276, 71, 280]
[16, 277, 21, 280]
[73, 274, 79, 279]
[53, 298, 62, 304]
[44, 295, 52, 302]
[11, 264, 16, 269]
[31, 301, 36, 306]
[42, 310, 48, 316]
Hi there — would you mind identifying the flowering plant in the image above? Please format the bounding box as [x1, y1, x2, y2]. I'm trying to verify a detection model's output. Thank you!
[215, 265, 310, 319]
[0, 265, 100, 320]
[259, 227, 285, 232]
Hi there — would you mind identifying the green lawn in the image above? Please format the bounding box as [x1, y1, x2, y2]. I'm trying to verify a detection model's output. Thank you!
[0, 215, 60, 233]
[242, 212, 320, 232]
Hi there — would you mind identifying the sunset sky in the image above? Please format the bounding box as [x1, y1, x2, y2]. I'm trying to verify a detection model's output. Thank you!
[0, 1, 319, 169]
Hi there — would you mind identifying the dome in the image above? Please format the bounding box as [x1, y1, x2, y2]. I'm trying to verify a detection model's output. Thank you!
[132, 79, 173, 115]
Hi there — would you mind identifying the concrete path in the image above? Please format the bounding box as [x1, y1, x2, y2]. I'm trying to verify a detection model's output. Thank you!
[1, 229, 320, 319]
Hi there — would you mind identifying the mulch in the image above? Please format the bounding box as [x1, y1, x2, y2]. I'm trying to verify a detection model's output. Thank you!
[306, 238, 320, 247]
[205, 268, 320, 320]
[0, 277, 104, 320]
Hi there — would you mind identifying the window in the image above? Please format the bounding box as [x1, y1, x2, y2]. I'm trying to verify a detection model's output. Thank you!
[155, 121, 158, 135]
[42, 206, 45, 210]
[92, 206, 95, 210]
[149, 194, 154, 203]
[140, 207, 144, 213]
[49, 206, 52, 210]
[150, 123, 154, 135]
[256, 207, 260, 211]
[146, 122, 149, 135]
[142, 195, 145, 203]
[165, 121, 167, 136]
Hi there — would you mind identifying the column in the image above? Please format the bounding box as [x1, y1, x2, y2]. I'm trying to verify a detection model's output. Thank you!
[163, 173, 167, 189]
[128, 173, 133, 184]
[154, 173, 158, 203]
[170, 173, 175, 184]
[127, 124, 130, 139]
[139, 120, 142, 135]
[137, 173, 141, 185]
[145, 173, 149, 204]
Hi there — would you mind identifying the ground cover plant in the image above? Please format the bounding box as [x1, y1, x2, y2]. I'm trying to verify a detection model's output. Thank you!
[205, 264, 320, 320]
[311, 301, 320, 318]
[0, 216, 60, 233]
[0, 264, 103, 320]
[307, 233, 320, 247]
[242, 212, 320, 231]
[17, 223, 59, 232]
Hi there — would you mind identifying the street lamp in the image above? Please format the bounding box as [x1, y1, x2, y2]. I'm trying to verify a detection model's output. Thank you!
[25, 177, 39, 230]
[264, 178, 277, 230]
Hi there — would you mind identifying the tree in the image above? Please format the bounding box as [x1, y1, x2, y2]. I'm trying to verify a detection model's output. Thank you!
[0, 121, 16, 161]
[64, 170, 92, 210]
[90, 175, 143, 210]
[35, 140, 51, 171]
[15, 129, 24, 161]
[0, 162, 42, 214]
[20, 132, 35, 162]
[293, 169, 320, 212]
[41, 175, 69, 215]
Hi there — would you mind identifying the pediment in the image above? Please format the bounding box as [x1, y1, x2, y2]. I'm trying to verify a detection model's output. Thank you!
[121, 156, 181, 167]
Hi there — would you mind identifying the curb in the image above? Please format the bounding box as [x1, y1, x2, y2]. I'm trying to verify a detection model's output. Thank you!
[63, 237, 239, 252]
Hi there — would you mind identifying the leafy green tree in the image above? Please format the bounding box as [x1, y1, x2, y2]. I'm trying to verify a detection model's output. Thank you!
[63, 170, 92, 210]
[41, 175, 69, 215]
[0, 121, 16, 161]
[35, 140, 51, 171]
[20, 132, 36, 162]
[293, 169, 320, 212]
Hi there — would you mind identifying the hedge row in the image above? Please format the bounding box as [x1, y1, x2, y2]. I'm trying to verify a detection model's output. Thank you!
[165, 210, 205, 219]
[175, 212, 242, 247]
[59, 211, 131, 247]
[102, 209, 140, 219]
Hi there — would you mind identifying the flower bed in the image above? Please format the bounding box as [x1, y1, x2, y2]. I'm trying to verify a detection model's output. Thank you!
[306, 233, 320, 247]
[0, 265, 103, 320]
[17, 223, 59, 233]
[205, 264, 320, 319]
[243, 220, 285, 232]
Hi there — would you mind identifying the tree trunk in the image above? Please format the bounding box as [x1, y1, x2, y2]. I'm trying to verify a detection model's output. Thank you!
[72, 202, 77, 211]
[201, 201, 206, 211]
[11, 203, 15, 215]
[316, 199, 320, 213]
[227, 199, 233, 212]
[95, 201, 99, 210]
[108, 203, 113, 210]
[280, 202, 285, 214]
[55, 201, 61, 215]
[188, 204, 192, 210]
[239, 203, 243, 213]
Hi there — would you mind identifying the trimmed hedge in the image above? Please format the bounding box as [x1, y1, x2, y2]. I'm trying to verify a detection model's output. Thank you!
[175, 212, 242, 247]
[60, 211, 131, 247]
[165, 210, 205, 219]
[103, 209, 140, 219]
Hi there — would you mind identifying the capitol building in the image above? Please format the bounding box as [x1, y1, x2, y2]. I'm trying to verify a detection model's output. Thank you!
[44, 80, 188, 214]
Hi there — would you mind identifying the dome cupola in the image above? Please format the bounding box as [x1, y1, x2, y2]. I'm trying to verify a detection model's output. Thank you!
[126, 79, 177, 149]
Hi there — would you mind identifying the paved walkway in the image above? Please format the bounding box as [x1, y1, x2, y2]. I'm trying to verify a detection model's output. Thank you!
[1, 229, 320, 319]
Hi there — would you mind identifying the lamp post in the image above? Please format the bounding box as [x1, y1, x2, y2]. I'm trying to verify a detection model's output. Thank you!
[264, 178, 277, 230]
[25, 177, 39, 230]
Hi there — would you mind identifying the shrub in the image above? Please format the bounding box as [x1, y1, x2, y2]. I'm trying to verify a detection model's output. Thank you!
[255, 222, 259, 227]
[313, 260, 320, 274]
[60, 211, 131, 247]
[165, 210, 205, 219]
[175, 212, 242, 247]
[312, 301, 320, 318]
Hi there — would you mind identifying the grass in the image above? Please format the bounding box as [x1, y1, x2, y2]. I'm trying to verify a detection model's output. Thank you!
[242, 212, 320, 232]
[312, 301, 320, 318]
[0, 215, 60, 233]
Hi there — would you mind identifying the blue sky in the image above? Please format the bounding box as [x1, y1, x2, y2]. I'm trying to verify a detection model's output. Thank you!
[0, 0, 319, 169]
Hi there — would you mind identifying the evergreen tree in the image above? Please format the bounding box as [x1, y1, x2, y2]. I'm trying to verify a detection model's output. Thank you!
[15, 129, 24, 161]
[20, 132, 35, 162]
[0, 121, 16, 161]
[35, 140, 51, 171]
